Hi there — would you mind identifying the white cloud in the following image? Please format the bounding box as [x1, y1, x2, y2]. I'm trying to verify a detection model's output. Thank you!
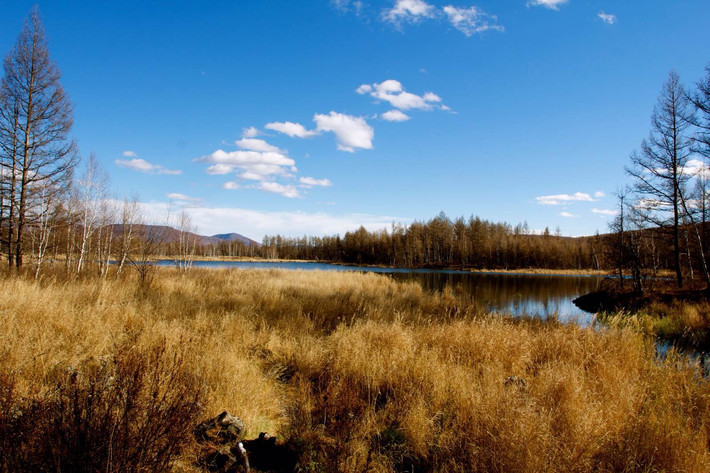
[383, 0, 436, 25]
[115, 158, 182, 175]
[166, 193, 202, 208]
[264, 121, 319, 138]
[635, 198, 670, 211]
[381, 110, 411, 122]
[594, 191, 606, 198]
[592, 208, 618, 216]
[131, 199, 411, 239]
[242, 126, 259, 138]
[257, 182, 301, 198]
[559, 211, 578, 218]
[236, 138, 283, 153]
[684, 159, 710, 178]
[443, 5, 503, 36]
[597, 11, 616, 24]
[331, 0, 364, 14]
[206, 164, 235, 175]
[122, 150, 138, 158]
[527, 0, 568, 10]
[536, 192, 594, 206]
[143, 204, 408, 239]
[223, 182, 240, 190]
[166, 193, 201, 202]
[314, 111, 374, 152]
[239, 172, 266, 181]
[300, 177, 333, 188]
[358, 79, 446, 111]
[196, 149, 296, 180]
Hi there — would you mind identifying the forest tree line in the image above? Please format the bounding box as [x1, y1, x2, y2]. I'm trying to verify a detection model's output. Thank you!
[254, 213, 688, 274]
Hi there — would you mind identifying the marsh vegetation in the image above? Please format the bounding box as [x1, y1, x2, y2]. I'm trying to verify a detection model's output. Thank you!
[2, 268, 710, 472]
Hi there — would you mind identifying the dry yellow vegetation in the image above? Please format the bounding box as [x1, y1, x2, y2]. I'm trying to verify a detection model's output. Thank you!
[1, 267, 709, 472]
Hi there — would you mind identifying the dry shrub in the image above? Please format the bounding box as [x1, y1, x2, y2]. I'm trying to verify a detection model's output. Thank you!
[0, 341, 203, 472]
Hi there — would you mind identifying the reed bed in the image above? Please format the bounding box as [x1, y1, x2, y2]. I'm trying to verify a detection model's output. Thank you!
[1, 267, 709, 472]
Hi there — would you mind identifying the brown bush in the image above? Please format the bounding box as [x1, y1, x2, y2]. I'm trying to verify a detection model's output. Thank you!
[0, 341, 203, 472]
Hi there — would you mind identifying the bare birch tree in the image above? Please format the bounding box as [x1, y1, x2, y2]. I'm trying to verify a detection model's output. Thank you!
[116, 194, 140, 276]
[76, 154, 109, 274]
[176, 209, 197, 271]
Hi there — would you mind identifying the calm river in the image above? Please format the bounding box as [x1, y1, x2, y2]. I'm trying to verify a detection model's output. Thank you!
[157, 260, 603, 325]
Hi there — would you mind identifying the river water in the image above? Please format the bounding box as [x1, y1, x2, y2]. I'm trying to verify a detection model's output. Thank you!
[156, 260, 603, 325]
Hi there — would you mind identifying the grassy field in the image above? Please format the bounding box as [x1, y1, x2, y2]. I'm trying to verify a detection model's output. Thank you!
[1, 267, 710, 472]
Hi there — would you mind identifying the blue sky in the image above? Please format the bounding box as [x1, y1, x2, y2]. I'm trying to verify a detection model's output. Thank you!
[1, 0, 709, 240]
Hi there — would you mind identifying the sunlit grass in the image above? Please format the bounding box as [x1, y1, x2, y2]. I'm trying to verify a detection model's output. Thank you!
[1, 267, 709, 471]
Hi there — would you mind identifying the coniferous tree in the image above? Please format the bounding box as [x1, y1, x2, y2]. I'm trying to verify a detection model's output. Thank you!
[0, 7, 77, 268]
[627, 71, 693, 288]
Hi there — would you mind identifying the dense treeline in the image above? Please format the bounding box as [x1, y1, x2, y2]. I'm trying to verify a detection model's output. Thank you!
[260, 213, 597, 269]
[257, 212, 694, 274]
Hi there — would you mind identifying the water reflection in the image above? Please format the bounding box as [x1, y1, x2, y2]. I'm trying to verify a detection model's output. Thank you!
[157, 260, 602, 323]
[388, 272, 601, 325]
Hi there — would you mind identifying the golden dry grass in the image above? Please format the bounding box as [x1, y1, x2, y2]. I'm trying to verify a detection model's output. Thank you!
[1, 267, 710, 472]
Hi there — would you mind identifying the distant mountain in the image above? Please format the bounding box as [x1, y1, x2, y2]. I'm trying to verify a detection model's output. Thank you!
[208, 233, 261, 247]
[109, 225, 260, 247]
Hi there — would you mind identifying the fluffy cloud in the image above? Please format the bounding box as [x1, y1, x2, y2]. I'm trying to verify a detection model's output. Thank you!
[115, 158, 182, 175]
[242, 126, 259, 138]
[684, 159, 710, 178]
[122, 150, 138, 157]
[300, 177, 333, 188]
[264, 121, 319, 138]
[205, 163, 235, 175]
[257, 182, 301, 198]
[196, 149, 295, 180]
[559, 211, 578, 218]
[443, 5, 503, 36]
[536, 192, 594, 206]
[314, 111, 374, 152]
[383, 0, 435, 24]
[223, 182, 240, 190]
[357, 79, 445, 111]
[597, 11, 616, 24]
[236, 138, 283, 153]
[527, 0, 568, 10]
[592, 208, 618, 216]
[381, 110, 411, 122]
[593, 191, 606, 198]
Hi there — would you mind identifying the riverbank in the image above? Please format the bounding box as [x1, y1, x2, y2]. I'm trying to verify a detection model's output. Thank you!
[182, 256, 612, 276]
[576, 286, 710, 351]
[2, 267, 709, 472]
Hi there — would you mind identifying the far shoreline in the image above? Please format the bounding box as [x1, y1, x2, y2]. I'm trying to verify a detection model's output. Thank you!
[158, 256, 612, 277]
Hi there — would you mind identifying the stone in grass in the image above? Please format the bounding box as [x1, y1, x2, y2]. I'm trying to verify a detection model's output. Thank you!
[195, 411, 247, 444]
[195, 411, 249, 472]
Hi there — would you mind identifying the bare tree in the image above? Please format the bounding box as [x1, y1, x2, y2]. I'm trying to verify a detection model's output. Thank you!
[30, 184, 55, 279]
[176, 209, 197, 271]
[75, 154, 109, 274]
[608, 188, 628, 291]
[627, 71, 693, 288]
[116, 194, 140, 276]
[0, 7, 77, 268]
